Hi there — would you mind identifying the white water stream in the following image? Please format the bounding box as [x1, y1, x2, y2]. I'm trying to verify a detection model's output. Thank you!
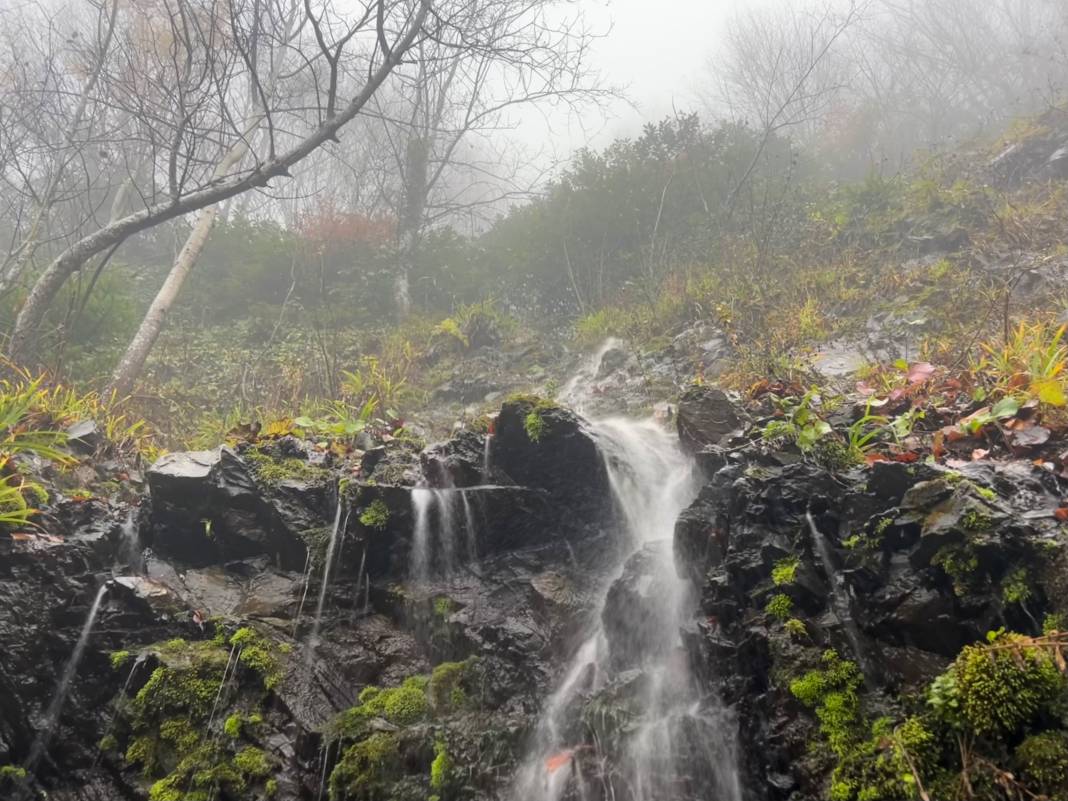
[507, 344, 742, 801]
[26, 582, 110, 771]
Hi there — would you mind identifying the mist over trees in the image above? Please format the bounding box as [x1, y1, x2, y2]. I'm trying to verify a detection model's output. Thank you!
[1, 0, 1067, 410]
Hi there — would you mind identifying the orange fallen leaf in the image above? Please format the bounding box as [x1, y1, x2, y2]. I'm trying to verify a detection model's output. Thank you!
[972, 448, 990, 460]
[9, 532, 34, 541]
[546, 751, 573, 774]
[1055, 507, 1068, 522]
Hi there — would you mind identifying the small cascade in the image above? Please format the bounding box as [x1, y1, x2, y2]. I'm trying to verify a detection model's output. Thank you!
[806, 511, 873, 681]
[26, 582, 109, 771]
[306, 495, 347, 660]
[116, 509, 142, 572]
[482, 432, 493, 478]
[411, 488, 434, 583]
[508, 416, 742, 801]
[408, 487, 478, 584]
[556, 337, 624, 413]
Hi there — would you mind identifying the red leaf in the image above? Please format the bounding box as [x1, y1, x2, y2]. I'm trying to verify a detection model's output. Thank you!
[891, 451, 920, 463]
[1055, 507, 1068, 522]
[546, 751, 573, 774]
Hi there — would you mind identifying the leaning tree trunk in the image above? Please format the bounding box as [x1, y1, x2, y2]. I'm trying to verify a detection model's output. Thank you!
[107, 205, 219, 396]
[6, 0, 431, 364]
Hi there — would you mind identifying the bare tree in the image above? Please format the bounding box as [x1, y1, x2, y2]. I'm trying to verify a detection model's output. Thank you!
[367, 0, 604, 318]
[6, 0, 433, 363]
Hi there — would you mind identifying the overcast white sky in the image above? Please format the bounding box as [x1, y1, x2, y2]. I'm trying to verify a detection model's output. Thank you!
[522, 0, 769, 159]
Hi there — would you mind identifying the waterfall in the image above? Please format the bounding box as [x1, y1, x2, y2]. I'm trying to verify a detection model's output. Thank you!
[509, 416, 742, 801]
[411, 488, 434, 583]
[26, 582, 109, 771]
[556, 337, 624, 413]
[116, 509, 142, 572]
[306, 494, 346, 660]
[483, 433, 493, 479]
[408, 487, 478, 584]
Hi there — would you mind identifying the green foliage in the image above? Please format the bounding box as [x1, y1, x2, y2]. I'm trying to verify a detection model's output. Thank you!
[244, 451, 329, 485]
[110, 650, 132, 670]
[0, 765, 27, 782]
[929, 631, 1066, 737]
[430, 738, 452, 792]
[784, 618, 808, 639]
[932, 544, 979, 596]
[1002, 567, 1032, 605]
[761, 389, 834, 454]
[230, 626, 286, 690]
[224, 713, 243, 739]
[765, 593, 793, 621]
[524, 409, 547, 443]
[329, 732, 400, 801]
[358, 499, 390, 530]
[772, 556, 799, 587]
[1044, 613, 1067, 635]
[1015, 731, 1068, 800]
[428, 659, 473, 713]
[232, 746, 271, 778]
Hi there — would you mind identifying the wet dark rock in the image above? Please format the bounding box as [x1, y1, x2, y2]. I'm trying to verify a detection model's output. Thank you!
[64, 420, 102, 455]
[420, 430, 487, 487]
[146, 446, 307, 570]
[676, 386, 746, 453]
[491, 397, 611, 524]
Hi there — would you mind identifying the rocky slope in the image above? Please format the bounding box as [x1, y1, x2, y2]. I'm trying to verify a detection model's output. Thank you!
[3, 347, 1068, 801]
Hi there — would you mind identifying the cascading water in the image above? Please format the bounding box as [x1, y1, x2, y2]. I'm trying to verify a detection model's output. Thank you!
[408, 487, 479, 584]
[306, 493, 347, 661]
[510, 362, 742, 801]
[26, 582, 110, 771]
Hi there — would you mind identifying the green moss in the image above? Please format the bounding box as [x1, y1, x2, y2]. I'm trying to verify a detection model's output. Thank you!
[524, 409, 547, 443]
[1044, 613, 1067, 635]
[507, 395, 559, 443]
[937, 632, 1065, 737]
[784, 618, 807, 639]
[433, 596, 454, 619]
[932, 544, 979, 596]
[1015, 731, 1068, 800]
[430, 738, 451, 791]
[772, 556, 799, 586]
[110, 649, 132, 670]
[266, 778, 279, 797]
[232, 746, 271, 778]
[765, 593, 793, 621]
[961, 506, 993, 532]
[230, 626, 286, 689]
[244, 451, 328, 486]
[329, 732, 400, 801]
[224, 713, 243, 738]
[1002, 567, 1032, 605]
[428, 659, 473, 713]
[358, 499, 390, 530]
[0, 765, 27, 781]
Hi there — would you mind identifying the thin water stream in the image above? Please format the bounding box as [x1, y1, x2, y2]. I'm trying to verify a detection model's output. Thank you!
[26, 582, 110, 771]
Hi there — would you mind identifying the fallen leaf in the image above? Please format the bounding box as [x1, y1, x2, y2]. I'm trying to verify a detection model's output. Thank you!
[546, 751, 573, 774]
[1012, 426, 1051, 448]
[864, 453, 889, 464]
[971, 448, 990, 460]
[1055, 507, 1068, 522]
[907, 362, 935, 385]
[891, 451, 920, 463]
[9, 532, 33, 541]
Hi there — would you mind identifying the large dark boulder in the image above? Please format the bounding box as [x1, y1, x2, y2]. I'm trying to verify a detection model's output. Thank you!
[676, 386, 747, 454]
[490, 397, 611, 525]
[146, 447, 307, 569]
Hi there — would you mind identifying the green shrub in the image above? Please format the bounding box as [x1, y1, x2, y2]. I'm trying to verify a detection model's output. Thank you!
[1015, 731, 1068, 800]
[358, 500, 390, 530]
